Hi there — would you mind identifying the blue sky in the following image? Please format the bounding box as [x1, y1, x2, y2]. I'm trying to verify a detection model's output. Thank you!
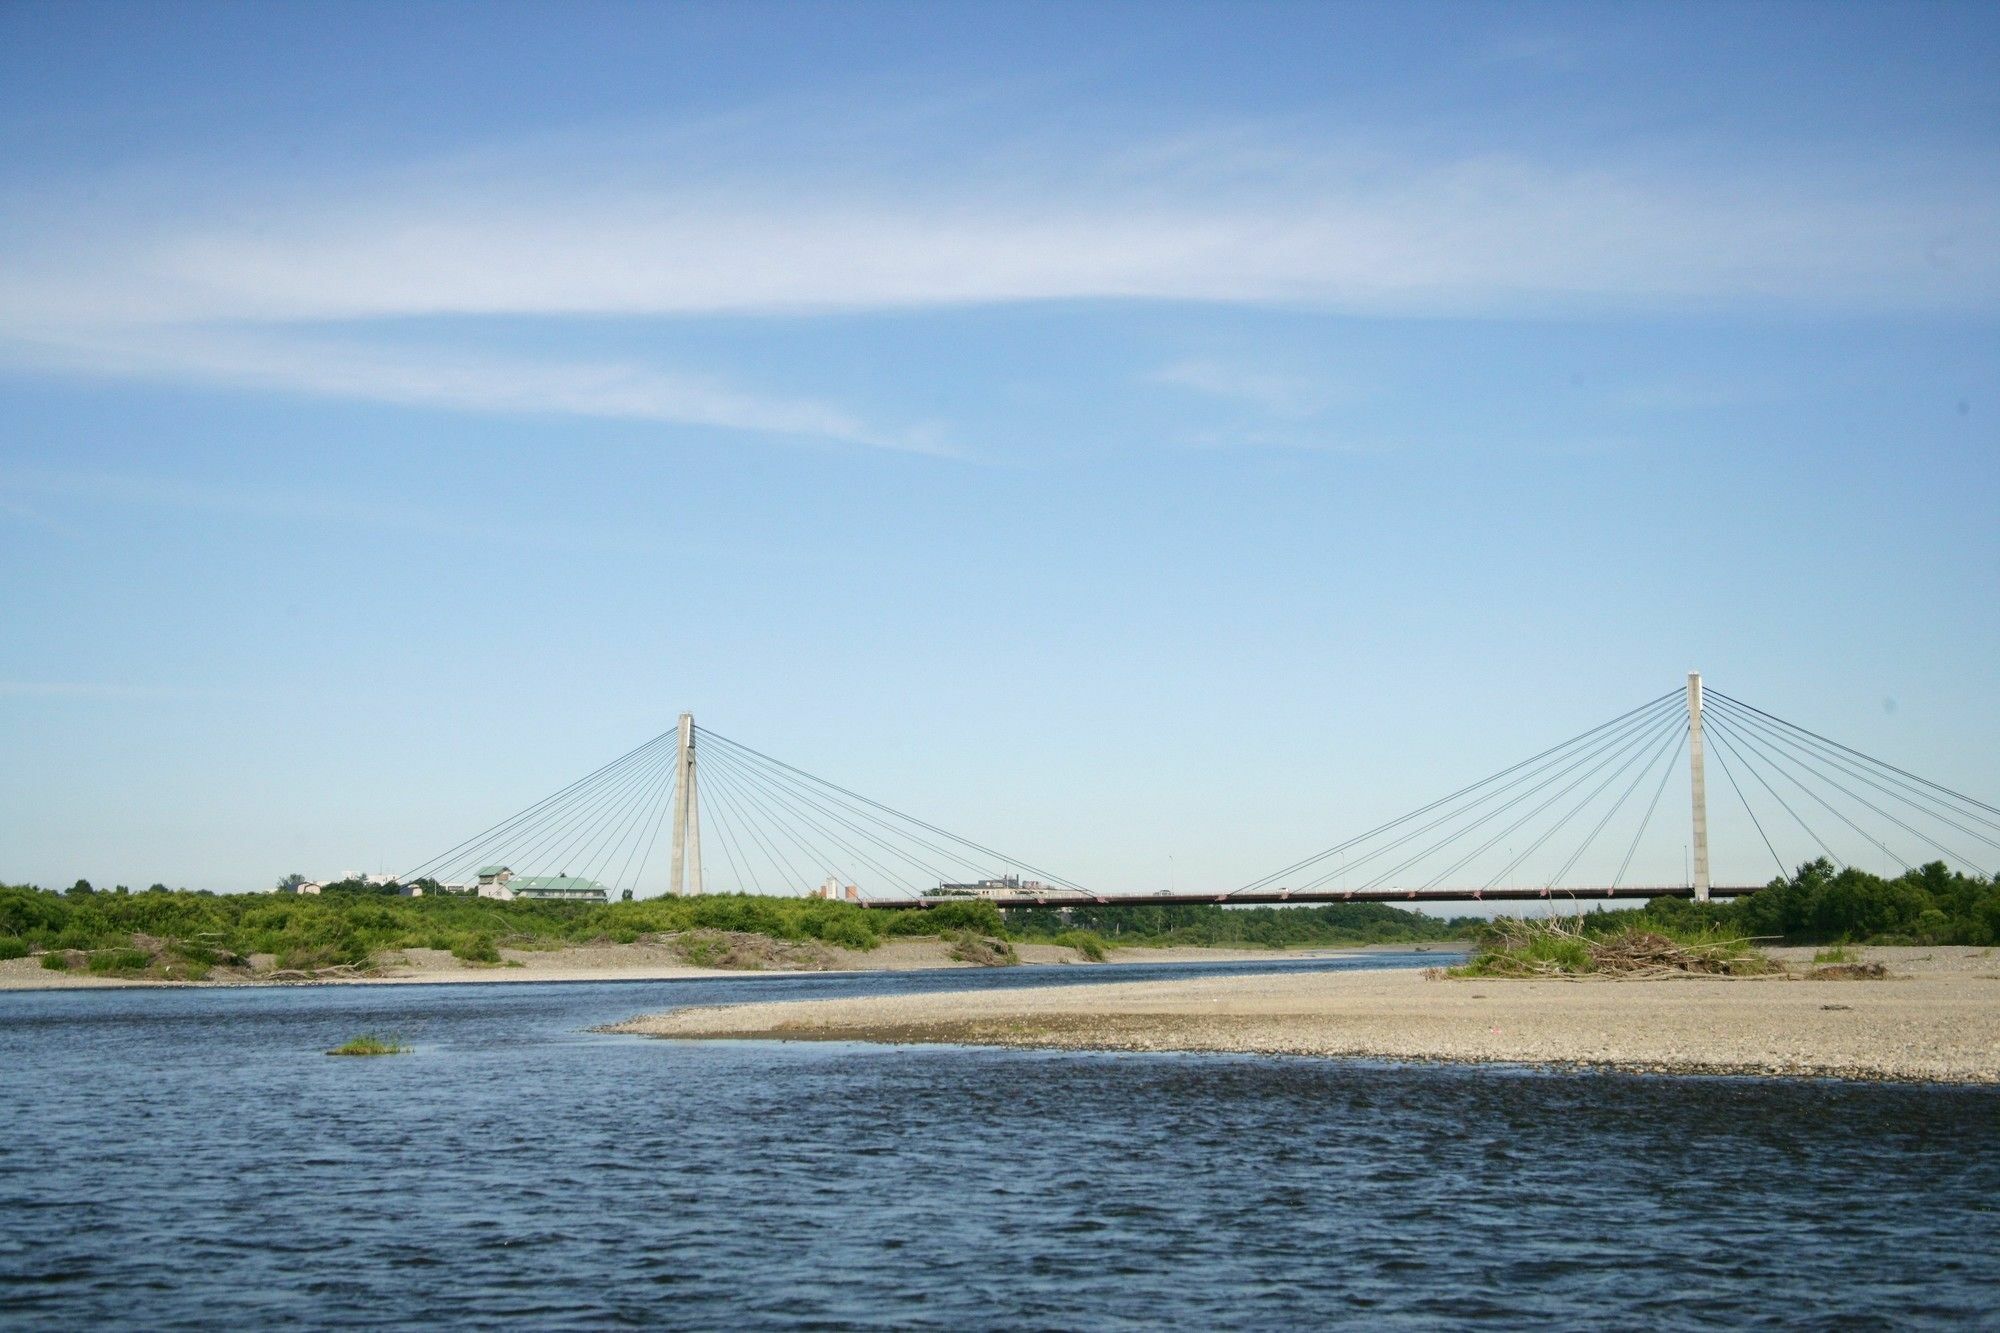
[2, 0, 1995, 894]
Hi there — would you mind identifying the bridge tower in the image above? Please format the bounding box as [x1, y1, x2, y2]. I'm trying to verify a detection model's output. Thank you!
[1687, 672, 1710, 902]
[668, 711, 704, 896]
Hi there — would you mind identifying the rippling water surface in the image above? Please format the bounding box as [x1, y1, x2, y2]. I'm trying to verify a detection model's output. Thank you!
[2, 954, 1995, 1329]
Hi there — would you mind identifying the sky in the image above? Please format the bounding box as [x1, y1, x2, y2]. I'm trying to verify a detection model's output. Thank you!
[2, 0, 1996, 896]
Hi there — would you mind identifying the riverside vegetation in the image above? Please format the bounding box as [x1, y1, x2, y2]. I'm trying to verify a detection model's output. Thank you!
[1450, 857, 1998, 980]
[0, 880, 1466, 979]
[1, 857, 1991, 980]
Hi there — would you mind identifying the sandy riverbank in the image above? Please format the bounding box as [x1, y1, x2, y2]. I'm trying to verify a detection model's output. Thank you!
[0, 936, 1420, 990]
[606, 946, 2000, 1085]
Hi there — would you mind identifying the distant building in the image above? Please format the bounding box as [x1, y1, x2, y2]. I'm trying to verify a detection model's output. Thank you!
[507, 874, 608, 904]
[811, 876, 860, 901]
[933, 875, 1079, 900]
[296, 882, 323, 896]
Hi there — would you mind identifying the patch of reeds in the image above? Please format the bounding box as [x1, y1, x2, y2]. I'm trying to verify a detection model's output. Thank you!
[1448, 917, 1777, 980]
[326, 1035, 410, 1056]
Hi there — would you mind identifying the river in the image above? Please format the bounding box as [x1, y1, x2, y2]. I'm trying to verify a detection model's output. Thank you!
[2, 953, 1994, 1328]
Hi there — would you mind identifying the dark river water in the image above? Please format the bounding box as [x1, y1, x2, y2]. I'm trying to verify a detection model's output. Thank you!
[2, 953, 1995, 1329]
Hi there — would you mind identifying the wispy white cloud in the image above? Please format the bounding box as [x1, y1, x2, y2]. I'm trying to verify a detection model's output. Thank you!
[1148, 359, 1349, 418]
[6, 326, 947, 455]
[0, 105, 1993, 442]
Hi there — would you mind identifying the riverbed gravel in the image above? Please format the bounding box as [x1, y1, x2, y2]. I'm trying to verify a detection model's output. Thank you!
[609, 946, 2000, 1084]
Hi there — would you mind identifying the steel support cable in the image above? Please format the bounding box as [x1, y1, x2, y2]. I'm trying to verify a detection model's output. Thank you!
[1613, 727, 1689, 888]
[1704, 696, 2000, 855]
[693, 758, 807, 890]
[1702, 715, 1845, 869]
[1284, 697, 1685, 893]
[695, 727, 1088, 892]
[405, 731, 672, 883]
[1709, 694, 2000, 841]
[1234, 688, 1684, 893]
[705, 757, 825, 894]
[1323, 705, 1681, 894]
[1707, 727, 1787, 877]
[419, 736, 674, 886]
[693, 758, 792, 893]
[699, 744, 985, 889]
[706, 747, 1001, 886]
[566, 748, 677, 892]
[1707, 710, 1923, 871]
[625, 765, 680, 897]
[1282, 694, 1686, 893]
[612, 765, 679, 896]
[1709, 697, 1998, 866]
[701, 745, 891, 888]
[1707, 705, 1988, 875]
[693, 763, 752, 894]
[1313, 701, 1686, 893]
[697, 730, 1059, 892]
[699, 757, 840, 890]
[1540, 722, 1688, 889]
[491, 744, 679, 888]
[501, 743, 679, 886]
[1415, 708, 1691, 891]
[1485, 716, 1689, 890]
[1709, 689, 2000, 824]
[700, 747, 926, 896]
[400, 729, 675, 882]
[577, 752, 682, 896]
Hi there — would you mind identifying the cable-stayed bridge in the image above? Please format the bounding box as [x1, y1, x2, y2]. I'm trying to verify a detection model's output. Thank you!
[399, 675, 1999, 911]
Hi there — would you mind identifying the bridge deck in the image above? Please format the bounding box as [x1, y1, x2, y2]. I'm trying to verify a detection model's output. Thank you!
[858, 885, 1763, 910]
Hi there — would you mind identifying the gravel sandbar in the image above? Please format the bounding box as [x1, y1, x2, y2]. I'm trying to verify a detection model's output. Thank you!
[607, 946, 2000, 1084]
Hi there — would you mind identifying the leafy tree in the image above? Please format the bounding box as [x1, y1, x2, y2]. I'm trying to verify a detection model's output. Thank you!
[276, 873, 307, 894]
[69, 879, 94, 896]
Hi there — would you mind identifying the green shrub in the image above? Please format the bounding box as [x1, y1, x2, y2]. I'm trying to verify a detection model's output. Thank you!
[0, 936, 28, 961]
[40, 951, 70, 971]
[814, 912, 879, 951]
[86, 948, 153, 975]
[1051, 929, 1110, 961]
[450, 933, 500, 964]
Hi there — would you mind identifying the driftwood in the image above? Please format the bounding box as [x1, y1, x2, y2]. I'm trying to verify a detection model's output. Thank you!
[261, 963, 377, 983]
[1468, 918, 1777, 980]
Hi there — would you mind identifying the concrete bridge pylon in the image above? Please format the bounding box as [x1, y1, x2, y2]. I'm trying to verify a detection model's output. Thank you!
[668, 711, 704, 895]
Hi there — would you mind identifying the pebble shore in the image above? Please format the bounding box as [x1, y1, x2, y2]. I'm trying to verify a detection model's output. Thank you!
[607, 946, 2000, 1085]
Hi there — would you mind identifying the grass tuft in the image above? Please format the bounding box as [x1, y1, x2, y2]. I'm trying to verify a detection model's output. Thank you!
[327, 1034, 410, 1056]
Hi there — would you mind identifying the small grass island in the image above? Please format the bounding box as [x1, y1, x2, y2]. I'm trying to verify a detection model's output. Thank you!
[326, 1035, 410, 1057]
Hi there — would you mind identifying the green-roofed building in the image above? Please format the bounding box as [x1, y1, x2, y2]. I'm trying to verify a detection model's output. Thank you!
[507, 874, 608, 904]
